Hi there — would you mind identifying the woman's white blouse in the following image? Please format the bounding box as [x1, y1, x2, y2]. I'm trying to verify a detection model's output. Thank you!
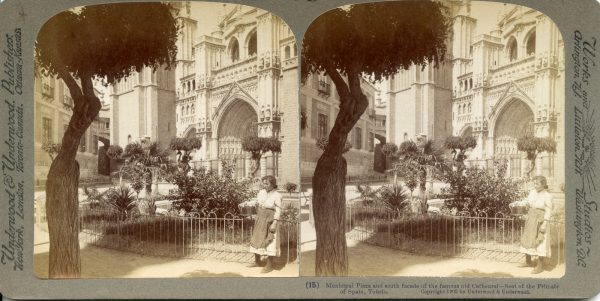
[514, 189, 553, 221]
[245, 190, 282, 220]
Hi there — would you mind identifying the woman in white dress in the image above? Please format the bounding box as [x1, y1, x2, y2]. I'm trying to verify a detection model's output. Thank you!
[510, 176, 553, 274]
[239, 175, 282, 273]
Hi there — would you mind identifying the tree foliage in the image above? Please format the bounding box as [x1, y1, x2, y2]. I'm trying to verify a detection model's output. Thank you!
[42, 142, 62, 160]
[517, 136, 557, 160]
[36, 3, 178, 83]
[381, 143, 398, 158]
[241, 136, 281, 160]
[122, 141, 169, 195]
[444, 135, 476, 164]
[517, 136, 557, 178]
[170, 137, 202, 174]
[106, 145, 123, 160]
[302, 1, 450, 82]
[241, 136, 281, 177]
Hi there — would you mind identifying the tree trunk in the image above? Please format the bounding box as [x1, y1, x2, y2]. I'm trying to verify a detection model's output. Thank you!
[526, 156, 536, 180]
[311, 66, 368, 276]
[312, 154, 348, 276]
[46, 151, 81, 278]
[46, 72, 101, 278]
[249, 157, 260, 178]
[418, 169, 427, 214]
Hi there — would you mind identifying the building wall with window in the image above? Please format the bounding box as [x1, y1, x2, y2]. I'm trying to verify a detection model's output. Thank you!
[34, 76, 110, 187]
[300, 74, 380, 180]
[172, 3, 299, 186]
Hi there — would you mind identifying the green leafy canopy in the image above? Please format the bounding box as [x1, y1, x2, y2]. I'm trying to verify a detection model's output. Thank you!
[301, 1, 450, 82]
[242, 136, 282, 160]
[35, 3, 179, 83]
[170, 137, 202, 152]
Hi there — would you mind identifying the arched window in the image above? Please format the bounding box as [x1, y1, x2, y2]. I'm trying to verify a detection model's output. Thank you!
[507, 37, 518, 62]
[248, 31, 257, 56]
[229, 38, 240, 62]
[191, 104, 195, 114]
[293, 43, 297, 57]
[526, 30, 536, 56]
[469, 78, 473, 89]
[192, 80, 196, 90]
[468, 103, 472, 113]
[181, 106, 184, 116]
[186, 105, 189, 115]
[284, 46, 291, 59]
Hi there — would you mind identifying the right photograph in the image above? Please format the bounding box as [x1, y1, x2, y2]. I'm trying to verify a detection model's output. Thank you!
[299, 0, 565, 277]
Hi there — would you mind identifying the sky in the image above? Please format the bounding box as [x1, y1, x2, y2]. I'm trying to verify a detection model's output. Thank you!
[470, 1, 511, 35]
[189, 2, 230, 37]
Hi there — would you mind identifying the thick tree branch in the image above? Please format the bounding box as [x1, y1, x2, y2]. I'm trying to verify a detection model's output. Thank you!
[81, 75, 102, 120]
[56, 68, 83, 101]
[324, 62, 350, 101]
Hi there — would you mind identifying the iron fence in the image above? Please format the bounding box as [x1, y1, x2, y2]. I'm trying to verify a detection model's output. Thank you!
[345, 205, 565, 266]
[79, 209, 299, 264]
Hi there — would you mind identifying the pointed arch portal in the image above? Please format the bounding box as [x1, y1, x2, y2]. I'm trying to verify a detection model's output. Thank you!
[493, 98, 534, 156]
[217, 99, 257, 158]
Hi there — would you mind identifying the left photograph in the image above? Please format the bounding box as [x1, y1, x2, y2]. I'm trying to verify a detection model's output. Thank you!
[33, 1, 300, 278]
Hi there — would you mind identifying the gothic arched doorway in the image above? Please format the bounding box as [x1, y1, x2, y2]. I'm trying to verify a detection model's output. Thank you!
[493, 98, 534, 177]
[217, 99, 258, 177]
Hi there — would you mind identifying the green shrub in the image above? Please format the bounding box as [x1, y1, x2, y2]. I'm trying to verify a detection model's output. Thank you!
[167, 167, 253, 217]
[441, 159, 524, 216]
[280, 204, 299, 222]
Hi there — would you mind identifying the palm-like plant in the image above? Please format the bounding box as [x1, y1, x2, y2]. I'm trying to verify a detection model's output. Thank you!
[122, 141, 169, 196]
[377, 185, 409, 218]
[397, 138, 446, 214]
[106, 186, 137, 220]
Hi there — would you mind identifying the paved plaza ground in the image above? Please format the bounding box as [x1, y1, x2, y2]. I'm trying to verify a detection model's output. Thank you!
[34, 235, 299, 278]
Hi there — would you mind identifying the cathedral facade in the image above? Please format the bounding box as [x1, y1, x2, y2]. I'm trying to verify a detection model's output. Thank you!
[387, 1, 564, 189]
[174, 3, 299, 186]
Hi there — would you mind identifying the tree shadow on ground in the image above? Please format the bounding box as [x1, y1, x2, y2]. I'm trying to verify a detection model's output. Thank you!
[34, 244, 188, 278]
